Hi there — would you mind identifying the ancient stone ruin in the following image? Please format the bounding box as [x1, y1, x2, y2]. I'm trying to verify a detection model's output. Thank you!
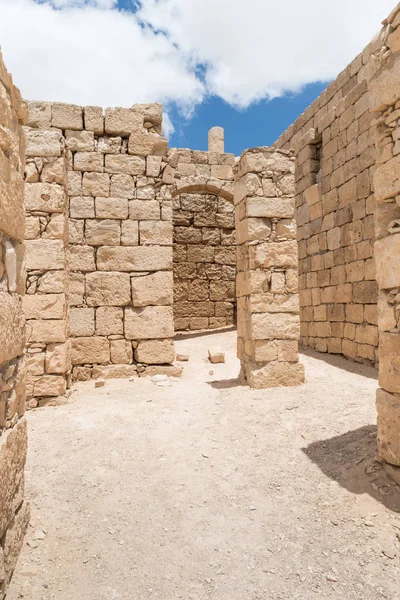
[1, 2, 400, 596]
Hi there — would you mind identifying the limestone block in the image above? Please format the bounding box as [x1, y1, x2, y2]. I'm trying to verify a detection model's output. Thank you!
[45, 342, 71, 374]
[2, 500, 29, 585]
[52, 103, 83, 130]
[85, 219, 121, 246]
[82, 172, 110, 197]
[95, 197, 128, 219]
[376, 388, 400, 467]
[65, 129, 95, 151]
[245, 196, 294, 219]
[69, 272, 85, 306]
[144, 365, 183, 378]
[111, 174, 135, 198]
[236, 217, 271, 243]
[71, 337, 110, 365]
[378, 292, 397, 331]
[70, 307, 95, 337]
[33, 375, 66, 397]
[98, 136, 122, 154]
[22, 294, 65, 320]
[0, 293, 25, 364]
[104, 108, 143, 136]
[374, 155, 400, 201]
[0, 158, 25, 240]
[128, 132, 168, 156]
[0, 418, 27, 538]
[86, 272, 131, 306]
[27, 319, 67, 344]
[129, 199, 160, 220]
[245, 361, 304, 389]
[74, 152, 103, 173]
[96, 307, 123, 335]
[132, 271, 173, 307]
[215, 247, 236, 266]
[125, 306, 174, 339]
[67, 171, 82, 196]
[110, 340, 133, 364]
[370, 55, 400, 112]
[27, 101, 51, 128]
[208, 127, 224, 153]
[251, 313, 300, 340]
[91, 364, 138, 379]
[27, 351, 45, 376]
[97, 246, 172, 271]
[136, 185, 156, 200]
[25, 239, 64, 271]
[37, 271, 65, 294]
[42, 213, 67, 240]
[121, 220, 139, 245]
[25, 216, 40, 239]
[139, 221, 173, 245]
[68, 245, 96, 272]
[146, 156, 162, 177]
[375, 234, 400, 289]
[135, 339, 174, 364]
[187, 246, 214, 263]
[84, 106, 104, 135]
[249, 241, 297, 269]
[69, 219, 84, 244]
[25, 182, 65, 213]
[211, 165, 233, 180]
[379, 332, 400, 394]
[105, 154, 146, 176]
[235, 173, 262, 203]
[25, 129, 63, 157]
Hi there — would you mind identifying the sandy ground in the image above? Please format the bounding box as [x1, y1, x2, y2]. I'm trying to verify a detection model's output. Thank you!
[7, 329, 400, 600]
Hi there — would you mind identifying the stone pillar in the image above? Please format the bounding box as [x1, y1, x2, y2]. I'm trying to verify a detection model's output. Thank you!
[23, 122, 71, 407]
[369, 7, 400, 467]
[235, 147, 305, 388]
[0, 50, 29, 599]
[208, 126, 224, 154]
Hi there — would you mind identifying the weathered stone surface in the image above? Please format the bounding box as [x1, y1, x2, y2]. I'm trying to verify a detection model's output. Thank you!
[71, 337, 110, 365]
[85, 219, 120, 246]
[0, 418, 27, 538]
[95, 197, 128, 219]
[25, 239, 64, 270]
[45, 342, 71, 374]
[251, 313, 300, 341]
[3, 500, 30, 584]
[134, 339, 175, 364]
[22, 294, 65, 320]
[52, 102, 83, 130]
[377, 388, 400, 467]
[374, 156, 400, 201]
[96, 307, 124, 336]
[208, 349, 225, 364]
[131, 272, 173, 307]
[110, 340, 133, 364]
[86, 272, 131, 307]
[27, 319, 67, 344]
[70, 307, 95, 337]
[249, 241, 298, 269]
[69, 245, 96, 272]
[91, 364, 138, 379]
[125, 306, 174, 340]
[379, 332, 400, 394]
[25, 129, 63, 157]
[128, 132, 168, 156]
[97, 246, 172, 272]
[139, 221, 173, 245]
[246, 196, 294, 219]
[375, 234, 400, 289]
[0, 293, 25, 364]
[25, 183, 65, 213]
[104, 108, 143, 136]
[245, 361, 304, 389]
[33, 375, 67, 397]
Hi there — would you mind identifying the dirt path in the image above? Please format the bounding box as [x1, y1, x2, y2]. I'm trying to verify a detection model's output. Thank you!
[8, 330, 400, 600]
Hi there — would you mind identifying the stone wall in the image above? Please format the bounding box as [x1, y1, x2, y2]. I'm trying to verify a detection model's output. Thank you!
[275, 35, 382, 364]
[25, 101, 178, 393]
[235, 147, 304, 388]
[0, 50, 29, 599]
[369, 4, 400, 467]
[172, 143, 236, 331]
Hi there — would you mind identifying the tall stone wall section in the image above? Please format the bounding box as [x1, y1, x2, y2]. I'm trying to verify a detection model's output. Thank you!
[235, 148, 304, 388]
[172, 148, 236, 331]
[25, 102, 177, 385]
[275, 36, 383, 364]
[0, 51, 29, 599]
[369, 4, 400, 468]
[23, 125, 71, 408]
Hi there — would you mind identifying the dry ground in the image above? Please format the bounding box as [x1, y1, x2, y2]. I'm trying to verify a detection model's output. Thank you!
[7, 330, 400, 600]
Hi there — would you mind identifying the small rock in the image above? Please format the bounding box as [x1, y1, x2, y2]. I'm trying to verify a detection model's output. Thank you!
[208, 349, 225, 364]
[202, 453, 209, 459]
[249, 505, 257, 511]
[34, 530, 46, 540]
[382, 548, 396, 559]
[176, 354, 189, 362]
[151, 374, 168, 383]
[95, 380, 105, 388]
[326, 574, 338, 583]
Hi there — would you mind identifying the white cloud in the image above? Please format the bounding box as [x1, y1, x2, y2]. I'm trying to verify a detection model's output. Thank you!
[0, 0, 396, 128]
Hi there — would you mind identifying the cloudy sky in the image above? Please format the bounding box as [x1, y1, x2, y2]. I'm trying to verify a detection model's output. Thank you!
[0, 0, 395, 153]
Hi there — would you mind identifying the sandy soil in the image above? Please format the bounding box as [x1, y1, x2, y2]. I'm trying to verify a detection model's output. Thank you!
[7, 330, 400, 600]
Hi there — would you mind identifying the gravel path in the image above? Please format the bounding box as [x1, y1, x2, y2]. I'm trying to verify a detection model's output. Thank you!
[7, 330, 400, 600]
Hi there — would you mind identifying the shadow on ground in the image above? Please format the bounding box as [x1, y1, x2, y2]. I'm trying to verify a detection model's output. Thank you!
[301, 348, 378, 380]
[175, 326, 236, 341]
[303, 424, 400, 512]
[207, 377, 244, 389]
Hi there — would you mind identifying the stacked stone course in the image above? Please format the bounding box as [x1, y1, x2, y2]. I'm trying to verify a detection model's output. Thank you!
[0, 51, 29, 599]
[235, 148, 304, 388]
[275, 35, 381, 364]
[369, 4, 400, 468]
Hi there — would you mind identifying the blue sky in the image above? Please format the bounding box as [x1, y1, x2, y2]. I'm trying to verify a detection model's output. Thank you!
[0, 0, 395, 155]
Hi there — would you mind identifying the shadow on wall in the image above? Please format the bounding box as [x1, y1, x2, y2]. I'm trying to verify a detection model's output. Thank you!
[303, 425, 400, 513]
[301, 349, 378, 381]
